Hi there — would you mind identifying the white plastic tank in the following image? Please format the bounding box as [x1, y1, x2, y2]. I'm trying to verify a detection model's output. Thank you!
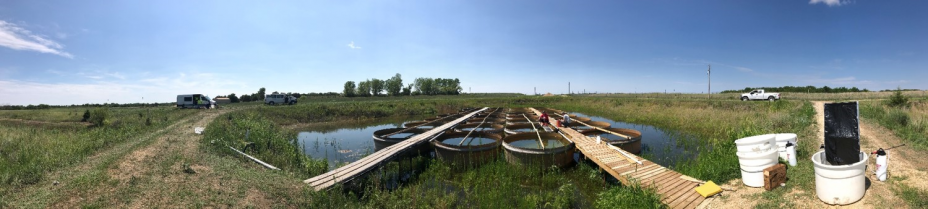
[785, 141, 797, 166]
[812, 151, 868, 205]
[735, 134, 776, 153]
[737, 147, 779, 187]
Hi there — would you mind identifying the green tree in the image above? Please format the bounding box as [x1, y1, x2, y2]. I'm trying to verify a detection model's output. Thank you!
[357, 80, 372, 97]
[228, 93, 240, 103]
[240, 94, 252, 102]
[343, 81, 356, 97]
[386, 73, 403, 96]
[888, 87, 909, 107]
[257, 87, 266, 100]
[370, 78, 385, 96]
[402, 83, 412, 96]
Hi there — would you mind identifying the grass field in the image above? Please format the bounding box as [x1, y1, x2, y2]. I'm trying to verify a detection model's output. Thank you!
[3, 91, 927, 208]
[0, 107, 195, 192]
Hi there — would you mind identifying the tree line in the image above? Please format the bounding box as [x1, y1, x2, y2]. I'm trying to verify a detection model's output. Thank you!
[721, 86, 871, 93]
[343, 73, 462, 97]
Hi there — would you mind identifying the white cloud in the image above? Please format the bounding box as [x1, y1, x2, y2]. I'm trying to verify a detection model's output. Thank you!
[347, 41, 362, 49]
[0, 20, 73, 58]
[809, 0, 847, 6]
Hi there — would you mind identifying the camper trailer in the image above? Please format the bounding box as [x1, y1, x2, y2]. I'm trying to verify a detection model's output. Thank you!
[176, 94, 215, 109]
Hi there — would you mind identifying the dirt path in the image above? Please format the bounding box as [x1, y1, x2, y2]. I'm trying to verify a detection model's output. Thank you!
[704, 101, 924, 208]
[6, 108, 296, 208]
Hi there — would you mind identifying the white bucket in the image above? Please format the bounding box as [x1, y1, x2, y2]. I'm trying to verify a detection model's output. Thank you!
[737, 147, 779, 167]
[775, 133, 798, 160]
[812, 151, 868, 205]
[737, 147, 779, 187]
[735, 134, 776, 153]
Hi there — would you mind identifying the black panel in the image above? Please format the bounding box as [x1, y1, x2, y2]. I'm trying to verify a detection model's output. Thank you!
[823, 101, 860, 165]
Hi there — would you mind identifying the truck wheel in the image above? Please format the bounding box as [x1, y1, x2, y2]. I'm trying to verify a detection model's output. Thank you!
[269, 101, 275, 105]
[289, 101, 295, 105]
[768, 96, 775, 102]
[741, 97, 749, 101]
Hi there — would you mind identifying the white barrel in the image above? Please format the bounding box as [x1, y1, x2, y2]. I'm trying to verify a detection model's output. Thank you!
[737, 147, 778, 187]
[876, 154, 888, 182]
[812, 151, 868, 205]
[735, 134, 776, 153]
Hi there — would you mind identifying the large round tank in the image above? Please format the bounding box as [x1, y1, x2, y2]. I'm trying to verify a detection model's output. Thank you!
[580, 128, 643, 154]
[454, 123, 505, 133]
[502, 133, 575, 168]
[372, 128, 429, 154]
[403, 121, 438, 129]
[467, 118, 506, 125]
[566, 121, 610, 131]
[431, 132, 502, 167]
[504, 123, 543, 135]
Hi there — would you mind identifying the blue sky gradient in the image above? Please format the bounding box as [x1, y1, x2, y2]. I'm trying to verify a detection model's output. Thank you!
[1, 0, 926, 105]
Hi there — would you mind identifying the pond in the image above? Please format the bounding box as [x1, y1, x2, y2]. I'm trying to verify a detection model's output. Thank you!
[570, 112, 700, 167]
[296, 116, 419, 170]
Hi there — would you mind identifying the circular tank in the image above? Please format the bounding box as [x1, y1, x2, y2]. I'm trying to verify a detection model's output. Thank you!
[467, 118, 506, 125]
[504, 123, 543, 135]
[403, 121, 439, 129]
[565, 121, 610, 131]
[372, 128, 429, 153]
[455, 123, 505, 133]
[580, 128, 643, 154]
[502, 132, 575, 168]
[431, 132, 502, 167]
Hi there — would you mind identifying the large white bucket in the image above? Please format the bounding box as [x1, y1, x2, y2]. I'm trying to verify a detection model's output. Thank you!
[737, 147, 779, 167]
[775, 133, 798, 160]
[735, 134, 776, 153]
[812, 151, 868, 205]
[737, 146, 778, 187]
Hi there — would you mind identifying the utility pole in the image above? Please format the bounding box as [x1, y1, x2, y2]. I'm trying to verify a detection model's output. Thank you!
[534, 87, 537, 95]
[569, 82, 571, 95]
[707, 64, 711, 99]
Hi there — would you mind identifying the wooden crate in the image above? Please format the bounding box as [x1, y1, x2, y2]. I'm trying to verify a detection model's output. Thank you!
[763, 164, 787, 191]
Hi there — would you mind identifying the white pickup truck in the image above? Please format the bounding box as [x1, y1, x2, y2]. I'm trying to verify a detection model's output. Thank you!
[740, 89, 781, 101]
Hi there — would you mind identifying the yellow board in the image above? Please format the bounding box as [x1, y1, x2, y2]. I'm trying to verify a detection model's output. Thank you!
[694, 180, 722, 197]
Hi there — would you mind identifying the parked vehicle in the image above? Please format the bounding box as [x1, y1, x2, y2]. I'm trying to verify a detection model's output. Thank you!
[176, 94, 215, 109]
[740, 89, 781, 101]
[265, 93, 297, 105]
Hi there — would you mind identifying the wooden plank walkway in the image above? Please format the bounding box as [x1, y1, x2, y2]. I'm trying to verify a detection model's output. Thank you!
[530, 108, 708, 209]
[304, 107, 488, 191]
[303, 107, 487, 191]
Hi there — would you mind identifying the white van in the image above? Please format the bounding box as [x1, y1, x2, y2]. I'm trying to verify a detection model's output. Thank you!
[176, 94, 215, 109]
[265, 93, 297, 105]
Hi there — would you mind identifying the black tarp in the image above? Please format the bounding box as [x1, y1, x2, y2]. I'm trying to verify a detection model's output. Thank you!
[823, 101, 861, 165]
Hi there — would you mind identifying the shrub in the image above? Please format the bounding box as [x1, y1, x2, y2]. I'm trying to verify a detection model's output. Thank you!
[89, 108, 108, 127]
[888, 87, 909, 107]
[81, 110, 90, 122]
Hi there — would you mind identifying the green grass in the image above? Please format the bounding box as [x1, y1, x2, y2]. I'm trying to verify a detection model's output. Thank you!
[0, 107, 195, 193]
[860, 100, 928, 150]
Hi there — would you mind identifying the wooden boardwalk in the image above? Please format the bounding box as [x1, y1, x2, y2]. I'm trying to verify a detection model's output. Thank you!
[304, 107, 488, 191]
[530, 108, 708, 209]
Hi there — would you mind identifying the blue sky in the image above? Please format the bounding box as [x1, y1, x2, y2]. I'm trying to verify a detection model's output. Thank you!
[1, 0, 926, 105]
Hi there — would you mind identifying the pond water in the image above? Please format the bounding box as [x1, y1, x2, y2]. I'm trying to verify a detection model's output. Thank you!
[438, 137, 497, 146]
[570, 112, 699, 167]
[297, 117, 419, 170]
[509, 139, 567, 149]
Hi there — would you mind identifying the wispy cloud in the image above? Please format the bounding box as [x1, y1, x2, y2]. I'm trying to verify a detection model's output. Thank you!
[809, 0, 847, 7]
[347, 41, 362, 49]
[0, 20, 73, 58]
